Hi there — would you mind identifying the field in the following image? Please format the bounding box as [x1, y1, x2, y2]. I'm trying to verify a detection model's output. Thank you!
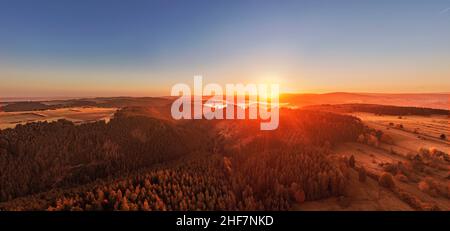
[296, 113, 449, 211]
[0, 107, 117, 129]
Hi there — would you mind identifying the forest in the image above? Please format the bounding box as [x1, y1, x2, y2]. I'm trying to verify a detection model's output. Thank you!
[303, 104, 449, 116]
[0, 107, 365, 210]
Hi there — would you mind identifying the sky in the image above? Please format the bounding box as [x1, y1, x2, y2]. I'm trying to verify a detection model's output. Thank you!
[0, 0, 449, 98]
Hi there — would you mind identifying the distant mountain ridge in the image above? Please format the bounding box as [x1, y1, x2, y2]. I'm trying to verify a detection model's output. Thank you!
[281, 92, 449, 110]
[1, 92, 448, 112]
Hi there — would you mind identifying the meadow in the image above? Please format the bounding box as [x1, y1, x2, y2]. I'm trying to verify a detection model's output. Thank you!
[297, 112, 449, 210]
[0, 107, 117, 129]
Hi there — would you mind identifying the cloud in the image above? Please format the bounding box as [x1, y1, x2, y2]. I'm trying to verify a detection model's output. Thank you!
[439, 7, 450, 15]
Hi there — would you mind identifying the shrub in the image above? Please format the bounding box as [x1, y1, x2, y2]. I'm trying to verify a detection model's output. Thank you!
[395, 174, 408, 183]
[418, 178, 443, 197]
[428, 148, 449, 161]
[357, 134, 365, 143]
[395, 189, 440, 211]
[418, 180, 430, 192]
[397, 162, 409, 174]
[358, 167, 367, 183]
[440, 134, 446, 140]
[382, 163, 398, 175]
[378, 173, 395, 189]
[411, 160, 425, 173]
[348, 155, 355, 168]
[418, 147, 431, 158]
[395, 189, 422, 210]
[367, 134, 379, 147]
[380, 134, 394, 144]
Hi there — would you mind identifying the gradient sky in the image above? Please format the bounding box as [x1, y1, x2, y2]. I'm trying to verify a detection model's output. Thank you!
[0, 0, 449, 97]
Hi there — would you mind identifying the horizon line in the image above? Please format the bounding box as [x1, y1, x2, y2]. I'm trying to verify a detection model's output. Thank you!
[1, 91, 450, 102]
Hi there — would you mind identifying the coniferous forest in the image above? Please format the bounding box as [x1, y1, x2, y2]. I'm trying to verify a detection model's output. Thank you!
[0, 106, 365, 211]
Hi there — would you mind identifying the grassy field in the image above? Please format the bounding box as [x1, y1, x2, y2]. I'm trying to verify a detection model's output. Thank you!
[0, 107, 117, 129]
[296, 113, 449, 211]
